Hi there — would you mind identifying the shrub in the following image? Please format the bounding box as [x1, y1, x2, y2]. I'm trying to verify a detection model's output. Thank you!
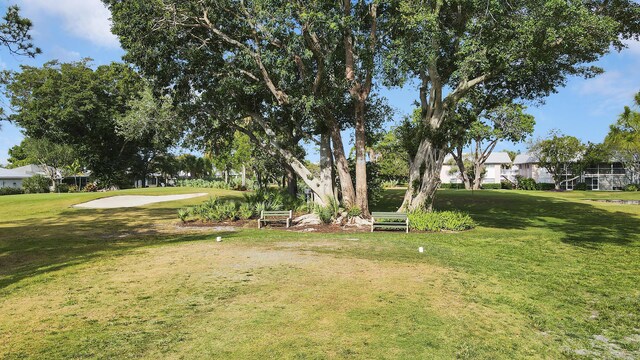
[327, 196, 340, 218]
[537, 183, 556, 191]
[516, 176, 537, 190]
[382, 180, 399, 188]
[481, 183, 501, 190]
[181, 197, 258, 223]
[67, 185, 79, 193]
[23, 175, 50, 194]
[0, 187, 24, 196]
[440, 183, 464, 189]
[238, 203, 253, 220]
[315, 205, 333, 224]
[574, 182, 587, 191]
[83, 183, 98, 192]
[56, 183, 70, 193]
[254, 202, 266, 218]
[219, 201, 238, 220]
[176, 178, 231, 189]
[346, 206, 362, 218]
[623, 184, 639, 192]
[501, 181, 514, 190]
[243, 188, 302, 212]
[178, 208, 190, 223]
[408, 211, 476, 232]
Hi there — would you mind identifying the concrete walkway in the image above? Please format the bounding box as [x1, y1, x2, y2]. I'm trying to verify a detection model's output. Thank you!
[73, 193, 208, 209]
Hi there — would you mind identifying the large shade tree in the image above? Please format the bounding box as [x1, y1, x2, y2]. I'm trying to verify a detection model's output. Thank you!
[104, 0, 393, 211]
[387, 0, 640, 210]
[5, 60, 145, 186]
[116, 85, 182, 187]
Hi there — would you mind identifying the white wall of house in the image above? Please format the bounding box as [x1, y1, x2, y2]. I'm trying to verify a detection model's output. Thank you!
[440, 152, 512, 185]
[440, 164, 460, 184]
[0, 179, 23, 188]
[483, 164, 502, 184]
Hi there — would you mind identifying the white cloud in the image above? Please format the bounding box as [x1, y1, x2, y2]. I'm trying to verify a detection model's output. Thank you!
[50, 46, 81, 62]
[576, 69, 639, 116]
[19, 0, 120, 48]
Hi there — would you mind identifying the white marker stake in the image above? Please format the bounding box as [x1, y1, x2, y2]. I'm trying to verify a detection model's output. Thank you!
[216, 236, 222, 242]
[418, 247, 424, 253]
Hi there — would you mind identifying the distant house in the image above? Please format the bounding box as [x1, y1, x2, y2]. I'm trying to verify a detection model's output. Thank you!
[513, 153, 636, 191]
[0, 164, 90, 190]
[0, 168, 31, 188]
[440, 151, 513, 185]
[513, 153, 555, 184]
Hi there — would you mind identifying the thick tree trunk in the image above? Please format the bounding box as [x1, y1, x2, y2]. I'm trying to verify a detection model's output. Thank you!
[246, 112, 333, 205]
[255, 169, 263, 189]
[472, 163, 484, 190]
[342, 0, 375, 215]
[328, 117, 356, 208]
[242, 164, 246, 187]
[401, 138, 448, 212]
[452, 148, 472, 190]
[354, 101, 369, 216]
[141, 161, 149, 188]
[317, 132, 336, 205]
[286, 165, 297, 197]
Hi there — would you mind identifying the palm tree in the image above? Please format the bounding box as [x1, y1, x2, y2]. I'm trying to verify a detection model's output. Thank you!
[64, 160, 82, 189]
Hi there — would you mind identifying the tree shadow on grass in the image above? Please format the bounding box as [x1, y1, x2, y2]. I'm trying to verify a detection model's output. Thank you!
[0, 203, 241, 290]
[438, 191, 640, 248]
[373, 189, 640, 248]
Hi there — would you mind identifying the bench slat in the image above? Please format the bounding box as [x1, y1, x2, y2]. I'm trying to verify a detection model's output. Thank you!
[371, 212, 409, 233]
[259, 210, 293, 229]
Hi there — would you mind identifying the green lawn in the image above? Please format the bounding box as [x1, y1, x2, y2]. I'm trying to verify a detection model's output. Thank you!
[1, 188, 639, 359]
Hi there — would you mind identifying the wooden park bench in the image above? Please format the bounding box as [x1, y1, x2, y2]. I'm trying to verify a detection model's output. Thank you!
[258, 210, 293, 229]
[371, 212, 409, 233]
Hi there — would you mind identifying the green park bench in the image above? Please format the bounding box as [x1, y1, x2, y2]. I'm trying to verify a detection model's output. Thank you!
[258, 210, 293, 229]
[371, 212, 409, 233]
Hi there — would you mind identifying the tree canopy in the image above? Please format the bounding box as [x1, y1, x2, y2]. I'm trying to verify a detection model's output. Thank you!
[530, 131, 586, 190]
[450, 101, 535, 190]
[5, 60, 145, 186]
[605, 91, 640, 181]
[0, 5, 40, 57]
[388, 0, 640, 210]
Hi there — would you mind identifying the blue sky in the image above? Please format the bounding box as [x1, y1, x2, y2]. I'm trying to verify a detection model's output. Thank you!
[1, 0, 639, 165]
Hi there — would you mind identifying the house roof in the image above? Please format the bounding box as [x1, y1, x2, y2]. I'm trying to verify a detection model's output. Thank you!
[11, 164, 47, 176]
[514, 153, 538, 165]
[485, 152, 512, 164]
[0, 168, 32, 179]
[444, 151, 512, 165]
